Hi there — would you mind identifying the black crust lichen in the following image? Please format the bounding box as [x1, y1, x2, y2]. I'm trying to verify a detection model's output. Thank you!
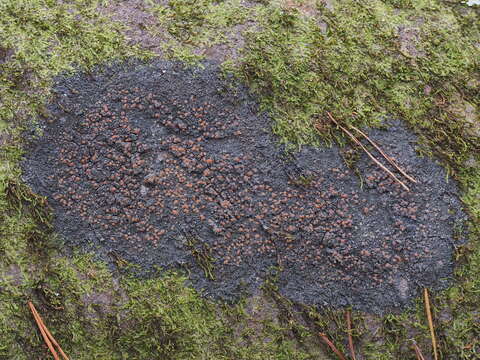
[22, 60, 467, 312]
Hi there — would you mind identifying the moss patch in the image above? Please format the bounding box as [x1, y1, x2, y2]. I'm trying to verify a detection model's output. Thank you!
[145, 0, 254, 63]
[238, 0, 479, 157]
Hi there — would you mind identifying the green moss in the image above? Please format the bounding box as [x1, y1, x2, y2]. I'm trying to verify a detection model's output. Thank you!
[185, 236, 216, 281]
[113, 275, 316, 359]
[146, 0, 253, 63]
[0, 0, 147, 127]
[113, 274, 226, 359]
[239, 0, 479, 160]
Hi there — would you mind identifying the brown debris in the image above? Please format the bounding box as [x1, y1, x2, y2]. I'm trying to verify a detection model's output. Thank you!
[413, 342, 426, 360]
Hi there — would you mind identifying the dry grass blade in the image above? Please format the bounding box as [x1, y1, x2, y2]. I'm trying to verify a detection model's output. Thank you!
[346, 310, 357, 360]
[424, 288, 438, 360]
[28, 301, 69, 360]
[349, 124, 417, 183]
[319, 333, 347, 360]
[412, 342, 426, 360]
[325, 112, 410, 191]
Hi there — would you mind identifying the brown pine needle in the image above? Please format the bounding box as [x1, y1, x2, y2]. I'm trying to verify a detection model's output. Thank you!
[325, 112, 410, 192]
[31, 307, 70, 360]
[412, 342, 426, 360]
[29, 302, 60, 360]
[348, 124, 417, 184]
[346, 310, 357, 360]
[30, 304, 69, 360]
[319, 333, 347, 360]
[424, 288, 438, 360]
[28, 301, 69, 360]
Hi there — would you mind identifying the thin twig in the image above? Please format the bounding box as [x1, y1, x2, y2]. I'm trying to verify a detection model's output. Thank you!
[28, 302, 60, 360]
[28, 301, 69, 360]
[325, 112, 410, 191]
[319, 333, 347, 360]
[412, 342, 426, 360]
[346, 310, 357, 360]
[424, 288, 438, 360]
[349, 125, 417, 183]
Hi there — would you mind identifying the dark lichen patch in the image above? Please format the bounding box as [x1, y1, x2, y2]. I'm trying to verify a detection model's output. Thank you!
[23, 60, 466, 312]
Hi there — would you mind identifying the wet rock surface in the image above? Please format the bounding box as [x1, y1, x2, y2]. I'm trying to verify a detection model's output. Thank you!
[22, 60, 467, 312]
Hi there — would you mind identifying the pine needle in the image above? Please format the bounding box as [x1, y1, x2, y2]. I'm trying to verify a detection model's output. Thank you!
[346, 310, 357, 360]
[29, 302, 60, 360]
[412, 342, 426, 360]
[349, 124, 417, 183]
[325, 112, 410, 191]
[319, 333, 347, 360]
[424, 288, 438, 360]
[28, 301, 69, 360]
